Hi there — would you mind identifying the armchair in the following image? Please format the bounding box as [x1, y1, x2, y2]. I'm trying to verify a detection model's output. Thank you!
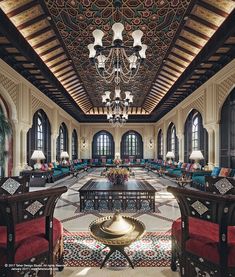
[167, 186, 235, 277]
[0, 185, 67, 277]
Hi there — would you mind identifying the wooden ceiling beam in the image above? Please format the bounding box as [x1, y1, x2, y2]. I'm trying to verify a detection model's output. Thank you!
[53, 63, 70, 74]
[184, 26, 210, 40]
[161, 68, 179, 79]
[6, 0, 39, 17]
[49, 57, 68, 70]
[170, 51, 191, 63]
[44, 52, 64, 63]
[178, 35, 203, 49]
[174, 44, 196, 57]
[17, 14, 47, 30]
[167, 57, 187, 69]
[33, 35, 56, 49]
[25, 25, 51, 40]
[164, 63, 183, 74]
[190, 14, 218, 31]
[198, 0, 229, 17]
[39, 44, 61, 57]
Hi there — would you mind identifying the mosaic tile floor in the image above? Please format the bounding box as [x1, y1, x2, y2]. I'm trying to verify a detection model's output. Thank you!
[46, 167, 181, 276]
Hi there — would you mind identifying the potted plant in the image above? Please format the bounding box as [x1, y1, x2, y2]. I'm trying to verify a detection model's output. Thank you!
[0, 110, 12, 177]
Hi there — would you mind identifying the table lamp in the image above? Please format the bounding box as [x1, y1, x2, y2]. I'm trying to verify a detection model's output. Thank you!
[61, 151, 69, 164]
[31, 150, 46, 170]
[189, 150, 204, 170]
[166, 151, 175, 164]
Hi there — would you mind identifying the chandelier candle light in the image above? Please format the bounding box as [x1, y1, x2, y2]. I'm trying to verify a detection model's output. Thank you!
[102, 86, 133, 126]
[88, 19, 147, 84]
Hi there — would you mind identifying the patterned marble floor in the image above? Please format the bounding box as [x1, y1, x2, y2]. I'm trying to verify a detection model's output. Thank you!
[48, 167, 181, 276]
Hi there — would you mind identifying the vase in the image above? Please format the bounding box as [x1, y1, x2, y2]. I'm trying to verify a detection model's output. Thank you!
[111, 176, 124, 186]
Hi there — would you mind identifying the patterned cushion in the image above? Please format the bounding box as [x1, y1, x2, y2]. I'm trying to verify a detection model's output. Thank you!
[211, 167, 220, 177]
[181, 163, 187, 169]
[219, 168, 232, 177]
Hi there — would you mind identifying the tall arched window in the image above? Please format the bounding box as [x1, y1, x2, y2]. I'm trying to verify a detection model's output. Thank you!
[167, 123, 179, 160]
[72, 129, 78, 160]
[27, 109, 51, 164]
[184, 109, 208, 163]
[56, 123, 68, 161]
[192, 115, 199, 151]
[92, 130, 114, 159]
[121, 130, 143, 159]
[220, 88, 235, 167]
[157, 129, 163, 159]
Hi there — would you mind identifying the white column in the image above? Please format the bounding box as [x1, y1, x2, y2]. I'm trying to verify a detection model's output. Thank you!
[13, 123, 21, 175]
[206, 127, 214, 169]
[51, 133, 58, 162]
[213, 123, 220, 167]
[68, 124, 72, 160]
[178, 133, 184, 162]
[21, 128, 28, 168]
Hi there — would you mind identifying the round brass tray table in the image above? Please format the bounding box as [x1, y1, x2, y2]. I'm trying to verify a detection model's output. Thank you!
[89, 215, 146, 269]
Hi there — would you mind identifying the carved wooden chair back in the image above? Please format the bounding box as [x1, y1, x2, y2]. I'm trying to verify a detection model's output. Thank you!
[0, 176, 30, 195]
[167, 186, 235, 277]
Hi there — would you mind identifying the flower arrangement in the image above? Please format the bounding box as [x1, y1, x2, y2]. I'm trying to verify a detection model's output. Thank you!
[107, 168, 129, 185]
[113, 158, 122, 166]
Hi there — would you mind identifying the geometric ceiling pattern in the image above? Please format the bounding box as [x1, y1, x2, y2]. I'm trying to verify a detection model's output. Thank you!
[0, 0, 234, 119]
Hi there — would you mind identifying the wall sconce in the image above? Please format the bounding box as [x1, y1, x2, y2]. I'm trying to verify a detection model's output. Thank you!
[81, 137, 87, 149]
[149, 138, 153, 149]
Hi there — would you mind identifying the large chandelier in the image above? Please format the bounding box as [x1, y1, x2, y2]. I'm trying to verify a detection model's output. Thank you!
[102, 86, 133, 127]
[87, 23, 147, 85]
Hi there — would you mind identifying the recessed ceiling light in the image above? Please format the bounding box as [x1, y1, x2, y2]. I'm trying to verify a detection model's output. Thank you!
[47, 16, 52, 21]
[184, 16, 189, 21]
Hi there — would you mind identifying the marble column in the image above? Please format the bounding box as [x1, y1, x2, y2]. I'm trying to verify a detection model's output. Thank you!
[12, 123, 21, 175]
[213, 123, 220, 167]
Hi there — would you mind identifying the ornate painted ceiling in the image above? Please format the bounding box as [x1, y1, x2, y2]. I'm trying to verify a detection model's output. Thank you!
[0, 0, 234, 121]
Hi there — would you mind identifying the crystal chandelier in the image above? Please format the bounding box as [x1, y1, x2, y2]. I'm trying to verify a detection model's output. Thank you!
[87, 5, 147, 85]
[102, 86, 133, 127]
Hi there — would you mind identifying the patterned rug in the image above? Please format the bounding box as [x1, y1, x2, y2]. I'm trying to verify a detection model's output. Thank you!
[63, 231, 171, 267]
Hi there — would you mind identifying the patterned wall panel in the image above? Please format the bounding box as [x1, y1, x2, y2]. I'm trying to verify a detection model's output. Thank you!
[218, 73, 235, 111]
[31, 95, 52, 121]
[182, 95, 204, 124]
[0, 73, 17, 106]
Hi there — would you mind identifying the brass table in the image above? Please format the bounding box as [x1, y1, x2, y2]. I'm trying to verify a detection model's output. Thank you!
[89, 215, 146, 269]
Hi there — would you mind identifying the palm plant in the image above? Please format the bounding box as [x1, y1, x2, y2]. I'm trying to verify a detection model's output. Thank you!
[0, 110, 12, 176]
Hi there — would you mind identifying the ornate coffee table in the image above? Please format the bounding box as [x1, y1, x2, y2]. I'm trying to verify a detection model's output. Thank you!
[89, 213, 146, 269]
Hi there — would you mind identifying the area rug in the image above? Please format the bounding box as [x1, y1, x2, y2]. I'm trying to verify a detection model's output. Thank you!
[63, 231, 171, 267]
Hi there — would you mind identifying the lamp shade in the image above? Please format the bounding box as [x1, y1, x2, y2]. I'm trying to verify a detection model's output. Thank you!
[112, 23, 124, 44]
[87, 43, 96, 58]
[31, 150, 45, 160]
[61, 151, 69, 159]
[131, 30, 143, 49]
[92, 29, 104, 48]
[166, 151, 175, 158]
[189, 150, 204, 160]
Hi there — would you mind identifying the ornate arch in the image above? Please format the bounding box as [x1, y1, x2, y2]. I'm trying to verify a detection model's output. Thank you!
[56, 122, 68, 161]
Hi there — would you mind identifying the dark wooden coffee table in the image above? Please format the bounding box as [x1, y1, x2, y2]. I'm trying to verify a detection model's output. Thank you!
[79, 179, 156, 212]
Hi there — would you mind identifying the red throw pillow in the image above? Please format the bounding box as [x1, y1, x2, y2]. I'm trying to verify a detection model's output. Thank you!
[219, 168, 231, 177]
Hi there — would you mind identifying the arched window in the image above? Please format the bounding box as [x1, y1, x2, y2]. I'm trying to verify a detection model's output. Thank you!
[184, 109, 208, 163]
[157, 129, 163, 159]
[171, 126, 176, 154]
[72, 129, 78, 160]
[56, 123, 68, 161]
[37, 115, 43, 150]
[220, 88, 235, 167]
[92, 130, 114, 159]
[121, 130, 143, 159]
[167, 123, 179, 161]
[192, 114, 199, 150]
[27, 109, 51, 164]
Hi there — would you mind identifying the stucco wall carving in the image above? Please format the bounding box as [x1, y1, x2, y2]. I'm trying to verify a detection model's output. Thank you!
[0, 73, 17, 106]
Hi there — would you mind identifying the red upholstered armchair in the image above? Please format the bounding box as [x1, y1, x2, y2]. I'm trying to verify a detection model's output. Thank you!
[167, 186, 235, 277]
[0, 185, 67, 277]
